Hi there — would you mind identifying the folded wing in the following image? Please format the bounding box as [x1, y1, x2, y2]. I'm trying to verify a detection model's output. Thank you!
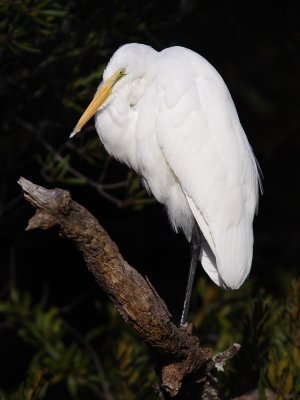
[153, 47, 260, 289]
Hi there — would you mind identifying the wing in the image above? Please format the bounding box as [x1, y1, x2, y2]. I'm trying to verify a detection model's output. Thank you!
[152, 47, 260, 289]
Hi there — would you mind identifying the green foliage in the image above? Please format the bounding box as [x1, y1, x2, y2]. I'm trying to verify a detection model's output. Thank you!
[263, 280, 300, 398]
[0, 289, 156, 399]
[191, 277, 300, 397]
[0, 368, 48, 400]
[90, 303, 157, 399]
[0, 289, 100, 398]
[0, 0, 67, 55]
[0, 0, 164, 212]
[1, 280, 300, 398]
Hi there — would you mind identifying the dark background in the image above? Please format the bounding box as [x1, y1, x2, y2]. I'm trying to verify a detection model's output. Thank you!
[0, 0, 299, 397]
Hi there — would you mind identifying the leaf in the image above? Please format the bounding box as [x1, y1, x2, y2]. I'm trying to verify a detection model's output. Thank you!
[283, 371, 293, 395]
[292, 347, 300, 367]
[12, 39, 41, 53]
[10, 287, 20, 303]
[37, 9, 66, 17]
[277, 357, 289, 376]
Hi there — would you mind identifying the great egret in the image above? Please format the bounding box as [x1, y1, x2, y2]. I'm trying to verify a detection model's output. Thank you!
[71, 43, 261, 325]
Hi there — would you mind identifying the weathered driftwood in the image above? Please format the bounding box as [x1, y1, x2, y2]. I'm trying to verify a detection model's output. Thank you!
[18, 177, 240, 399]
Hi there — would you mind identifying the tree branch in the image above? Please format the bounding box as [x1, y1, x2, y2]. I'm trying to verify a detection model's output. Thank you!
[18, 177, 240, 399]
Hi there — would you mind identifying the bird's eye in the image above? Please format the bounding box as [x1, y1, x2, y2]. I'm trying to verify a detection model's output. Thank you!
[119, 68, 126, 76]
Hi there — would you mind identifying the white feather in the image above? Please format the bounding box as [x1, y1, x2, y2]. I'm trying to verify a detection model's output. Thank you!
[93, 43, 261, 289]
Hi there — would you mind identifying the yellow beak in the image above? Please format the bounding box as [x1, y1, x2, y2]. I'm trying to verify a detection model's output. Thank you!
[70, 68, 125, 138]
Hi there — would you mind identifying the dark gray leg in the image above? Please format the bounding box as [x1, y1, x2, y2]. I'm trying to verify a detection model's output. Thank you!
[180, 222, 202, 326]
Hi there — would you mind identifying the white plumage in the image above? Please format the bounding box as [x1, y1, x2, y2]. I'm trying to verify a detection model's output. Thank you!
[72, 43, 261, 290]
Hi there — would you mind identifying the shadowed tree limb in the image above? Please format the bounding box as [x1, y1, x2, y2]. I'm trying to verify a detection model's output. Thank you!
[18, 177, 240, 399]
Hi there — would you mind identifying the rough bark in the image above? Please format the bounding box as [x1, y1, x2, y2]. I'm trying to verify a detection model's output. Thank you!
[18, 177, 240, 399]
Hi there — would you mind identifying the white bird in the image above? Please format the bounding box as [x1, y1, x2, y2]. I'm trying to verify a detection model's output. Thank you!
[71, 43, 261, 325]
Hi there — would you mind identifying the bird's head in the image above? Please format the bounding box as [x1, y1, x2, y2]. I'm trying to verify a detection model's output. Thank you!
[70, 43, 156, 138]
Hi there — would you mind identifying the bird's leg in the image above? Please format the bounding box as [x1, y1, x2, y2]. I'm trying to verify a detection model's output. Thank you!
[180, 222, 202, 327]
